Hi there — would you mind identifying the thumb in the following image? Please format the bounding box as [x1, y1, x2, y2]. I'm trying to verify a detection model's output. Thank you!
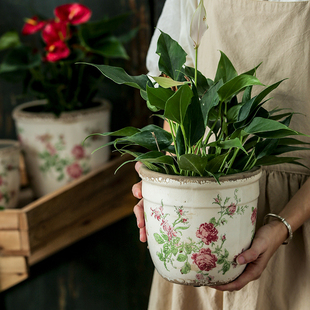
[237, 237, 267, 265]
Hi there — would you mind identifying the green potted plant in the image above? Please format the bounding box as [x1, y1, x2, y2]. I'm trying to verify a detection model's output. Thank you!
[84, 2, 309, 285]
[0, 3, 135, 197]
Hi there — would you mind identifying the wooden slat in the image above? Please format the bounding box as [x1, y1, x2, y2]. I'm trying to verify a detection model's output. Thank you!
[0, 231, 21, 252]
[0, 273, 28, 291]
[29, 191, 136, 265]
[24, 156, 138, 257]
[0, 256, 27, 274]
[0, 256, 28, 291]
[0, 211, 20, 230]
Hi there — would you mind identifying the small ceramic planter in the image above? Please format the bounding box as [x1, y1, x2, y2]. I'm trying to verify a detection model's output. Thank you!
[139, 166, 262, 286]
[12, 99, 111, 197]
[0, 140, 20, 209]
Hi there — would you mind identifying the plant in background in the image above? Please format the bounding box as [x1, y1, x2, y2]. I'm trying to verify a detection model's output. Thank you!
[84, 0, 309, 180]
[0, 3, 136, 115]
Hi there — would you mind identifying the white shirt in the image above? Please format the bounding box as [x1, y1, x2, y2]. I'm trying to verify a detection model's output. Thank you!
[146, 0, 307, 77]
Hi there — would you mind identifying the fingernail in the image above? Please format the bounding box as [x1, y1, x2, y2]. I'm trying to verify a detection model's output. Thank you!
[237, 255, 246, 265]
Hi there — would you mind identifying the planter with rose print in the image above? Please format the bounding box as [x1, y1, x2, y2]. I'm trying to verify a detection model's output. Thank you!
[139, 165, 262, 286]
[12, 99, 110, 197]
[0, 140, 20, 209]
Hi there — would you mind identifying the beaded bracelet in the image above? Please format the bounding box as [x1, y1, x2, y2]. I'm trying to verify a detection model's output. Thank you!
[263, 213, 293, 245]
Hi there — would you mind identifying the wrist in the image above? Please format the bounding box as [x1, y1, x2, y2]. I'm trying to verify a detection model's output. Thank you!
[264, 214, 293, 245]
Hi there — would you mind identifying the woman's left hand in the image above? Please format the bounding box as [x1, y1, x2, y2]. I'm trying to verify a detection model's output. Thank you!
[212, 219, 288, 292]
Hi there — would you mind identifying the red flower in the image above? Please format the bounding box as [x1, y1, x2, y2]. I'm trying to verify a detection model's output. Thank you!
[251, 208, 257, 226]
[66, 162, 83, 179]
[196, 223, 218, 245]
[42, 20, 69, 45]
[71, 145, 85, 160]
[45, 41, 70, 62]
[227, 203, 236, 215]
[192, 248, 217, 271]
[55, 3, 92, 25]
[22, 16, 46, 35]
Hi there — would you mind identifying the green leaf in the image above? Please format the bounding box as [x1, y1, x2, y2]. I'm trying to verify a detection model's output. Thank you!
[126, 124, 173, 151]
[208, 138, 247, 154]
[152, 76, 186, 88]
[157, 31, 187, 81]
[177, 254, 188, 262]
[178, 154, 210, 176]
[183, 85, 205, 146]
[164, 84, 193, 124]
[78, 63, 151, 91]
[154, 233, 165, 244]
[205, 153, 229, 174]
[217, 74, 264, 103]
[214, 51, 238, 83]
[0, 46, 41, 74]
[255, 139, 279, 160]
[244, 117, 299, 137]
[136, 151, 175, 165]
[222, 261, 231, 275]
[183, 65, 212, 96]
[201, 80, 223, 126]
[255, 156, 303, 167]
[146, 85, 175, 110]
[180, 262, 191, 274]
[0, 31, 21, 51]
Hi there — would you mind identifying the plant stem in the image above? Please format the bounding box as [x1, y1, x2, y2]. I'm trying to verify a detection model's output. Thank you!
[195, 47, 198, 86]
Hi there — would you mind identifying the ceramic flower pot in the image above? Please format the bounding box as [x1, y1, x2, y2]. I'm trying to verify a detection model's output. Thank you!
[12, 99, 111, 197]
[0, 140, 20, 209]
[139, 166, 262, 286]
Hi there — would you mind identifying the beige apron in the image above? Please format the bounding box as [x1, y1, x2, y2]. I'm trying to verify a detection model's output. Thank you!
[148, 0, 310, 309]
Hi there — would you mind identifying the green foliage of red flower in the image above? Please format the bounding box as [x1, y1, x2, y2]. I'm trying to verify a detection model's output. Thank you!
[0, 3, 136, 116]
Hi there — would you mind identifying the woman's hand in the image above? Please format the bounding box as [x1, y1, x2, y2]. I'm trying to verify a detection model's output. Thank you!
[132, 162, 147, 242]
[212, 219, 288, 292]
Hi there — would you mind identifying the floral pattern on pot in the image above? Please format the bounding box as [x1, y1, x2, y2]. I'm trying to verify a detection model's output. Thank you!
[0, 159, 19, 210]
[149, 189, 254, 283]
[36, 133, 91, 181]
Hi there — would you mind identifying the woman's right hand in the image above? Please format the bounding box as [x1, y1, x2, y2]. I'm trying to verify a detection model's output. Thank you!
[132, 162, 147, 242]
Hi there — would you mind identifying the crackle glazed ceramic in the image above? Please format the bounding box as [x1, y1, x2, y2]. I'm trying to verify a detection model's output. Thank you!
[0, 140, 20, 209]
[12, 99, 111, 197]
[139, 166, 262, 286]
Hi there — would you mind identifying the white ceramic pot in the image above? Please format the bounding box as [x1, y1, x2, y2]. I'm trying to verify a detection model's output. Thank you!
[12, 100, 111, 197]
[0, 140, 20, 209]
[139, 166, 262, 286]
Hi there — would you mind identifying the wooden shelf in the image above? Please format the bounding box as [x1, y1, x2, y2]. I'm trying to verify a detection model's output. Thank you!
[0, 154, 138, 291]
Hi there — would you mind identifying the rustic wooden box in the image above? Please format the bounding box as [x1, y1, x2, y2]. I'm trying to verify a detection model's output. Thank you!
[0, 155, 138, 291]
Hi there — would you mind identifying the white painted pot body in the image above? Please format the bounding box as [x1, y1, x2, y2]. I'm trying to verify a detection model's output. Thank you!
[139, 166, 262, 286]
[0, 140, 20, 209]
[13, 100, 110, 197]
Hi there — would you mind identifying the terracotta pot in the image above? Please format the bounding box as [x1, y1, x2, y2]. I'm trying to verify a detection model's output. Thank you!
[139, 166, 262, 286]
[12, 99, 111, 197]
[0, 140, 20, 209]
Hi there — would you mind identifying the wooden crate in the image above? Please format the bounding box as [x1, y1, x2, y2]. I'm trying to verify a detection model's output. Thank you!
[0, 155, 138, 291]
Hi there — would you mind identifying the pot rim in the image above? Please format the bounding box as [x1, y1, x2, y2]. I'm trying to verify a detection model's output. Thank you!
[12, 99, 111, 122]
[139, 164, 262, 185]
[0, 140, 20, 155]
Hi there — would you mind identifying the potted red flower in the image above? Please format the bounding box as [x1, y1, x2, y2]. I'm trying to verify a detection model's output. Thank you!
[0, 3, 135, 197]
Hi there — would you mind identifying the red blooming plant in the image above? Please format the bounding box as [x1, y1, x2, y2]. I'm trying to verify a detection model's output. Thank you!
[0, 3, 136, 115]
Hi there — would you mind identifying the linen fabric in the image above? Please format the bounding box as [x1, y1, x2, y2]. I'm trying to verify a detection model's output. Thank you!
[146, 0, 310, 309]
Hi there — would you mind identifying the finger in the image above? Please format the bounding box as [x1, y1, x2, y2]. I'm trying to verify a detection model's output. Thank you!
[236, 236, 268, 265]
[212, 262, 262, 292]
[133, 199, 145, 228]
[135, 161, 142, 173]
[140, 226, 147, 243]
[132, 181, 143, 199]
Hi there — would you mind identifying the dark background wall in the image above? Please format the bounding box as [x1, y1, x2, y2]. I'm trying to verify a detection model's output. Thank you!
[0, 0, 166, 309]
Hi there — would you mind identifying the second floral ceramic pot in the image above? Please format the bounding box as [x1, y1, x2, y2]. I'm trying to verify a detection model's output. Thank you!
[12, 99, 111, 197]
[0, 140, 20, 209]
[139, 166, 262, 286]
